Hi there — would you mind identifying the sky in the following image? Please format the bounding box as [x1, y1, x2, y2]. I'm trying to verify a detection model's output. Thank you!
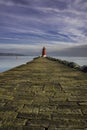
[0, 0, 87, 55]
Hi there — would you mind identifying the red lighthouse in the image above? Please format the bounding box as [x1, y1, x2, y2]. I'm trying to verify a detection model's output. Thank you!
[42, 47, 46, 57]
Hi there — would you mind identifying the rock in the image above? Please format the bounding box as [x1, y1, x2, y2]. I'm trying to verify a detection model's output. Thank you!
[68, 62, 80, 69]
[62, 60, 69, 66]
[81, 65, 87, 73]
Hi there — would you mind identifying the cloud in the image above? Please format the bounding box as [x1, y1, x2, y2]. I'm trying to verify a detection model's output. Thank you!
[10, 0, 29, 5]
[0, 0, 29, 6]
[0, 0, 87, 54]
[0, 42, 87, 56]
[71, 0, 87, 12]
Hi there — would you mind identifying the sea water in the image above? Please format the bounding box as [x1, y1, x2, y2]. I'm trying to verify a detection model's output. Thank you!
[53, 56, 87, 66]
[0, 56, 35, 73]
[0, 56, 87, 73]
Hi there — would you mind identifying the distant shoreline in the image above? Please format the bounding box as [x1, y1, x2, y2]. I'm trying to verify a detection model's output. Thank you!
[0, 53, 87, 57]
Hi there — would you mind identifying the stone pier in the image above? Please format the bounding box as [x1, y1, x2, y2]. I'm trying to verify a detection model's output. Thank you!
[0, 57, 87, 129]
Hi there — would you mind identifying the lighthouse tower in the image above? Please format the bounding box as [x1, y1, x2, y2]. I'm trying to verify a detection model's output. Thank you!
[42, 47, 46, 57]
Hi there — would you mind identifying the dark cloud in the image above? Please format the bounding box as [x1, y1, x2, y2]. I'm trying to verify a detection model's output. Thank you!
[0, 0, 29, 5]
[11, 0, 29, 5]
[0, 0, 69, 10]
[43, 0, 69, 10]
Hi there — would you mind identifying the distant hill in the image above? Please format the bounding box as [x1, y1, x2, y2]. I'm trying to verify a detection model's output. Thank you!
[0, 53, 25, 56]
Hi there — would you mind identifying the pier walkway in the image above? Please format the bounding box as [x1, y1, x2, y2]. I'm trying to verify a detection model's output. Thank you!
[0, 57, 87, 129]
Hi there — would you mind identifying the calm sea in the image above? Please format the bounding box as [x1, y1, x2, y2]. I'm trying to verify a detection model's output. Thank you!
[0, 56, 35, 73]
[0, 56, 87, 73]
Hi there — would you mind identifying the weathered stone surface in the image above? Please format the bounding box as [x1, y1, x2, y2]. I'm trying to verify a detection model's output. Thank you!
[0, 57, 87, 129]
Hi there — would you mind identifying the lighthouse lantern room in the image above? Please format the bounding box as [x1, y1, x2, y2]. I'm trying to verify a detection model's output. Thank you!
[42, 47, 46, 57]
